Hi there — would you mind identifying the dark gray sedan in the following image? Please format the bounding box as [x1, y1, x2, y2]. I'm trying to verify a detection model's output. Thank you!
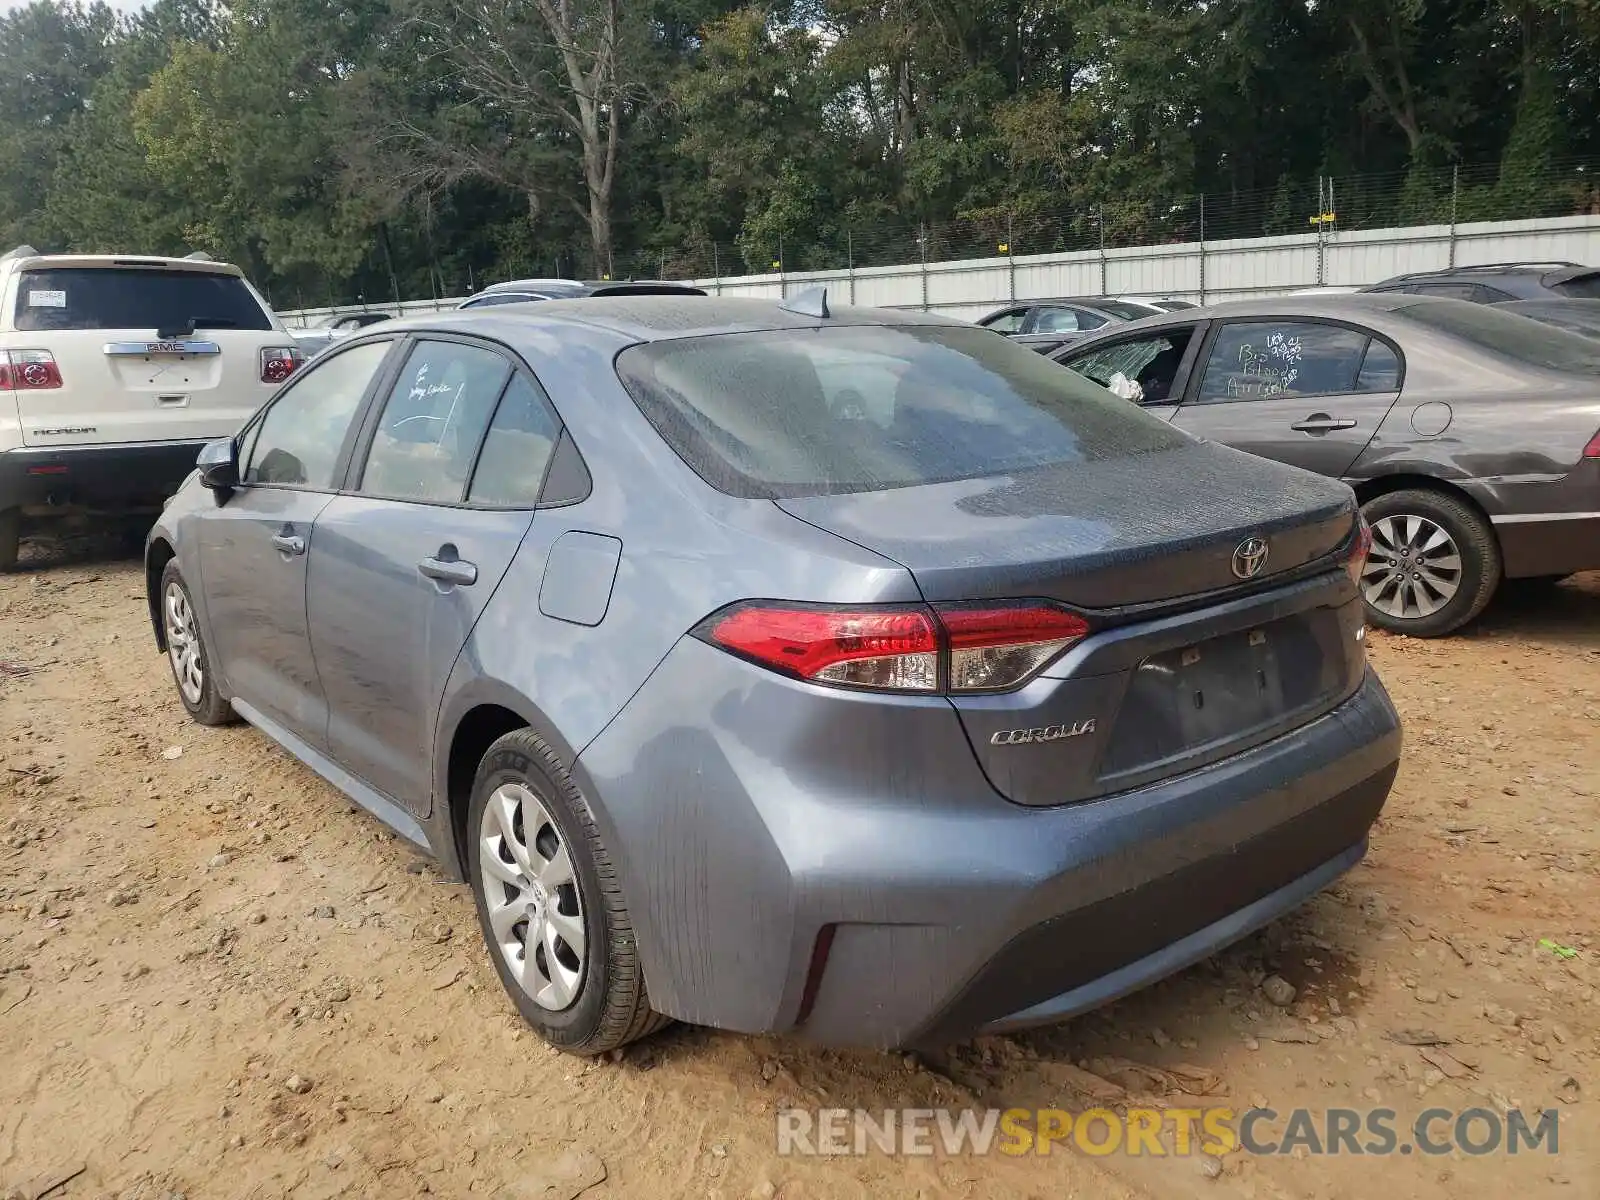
[145, 296, 1399, 1054]
[1053, 295, 1600, 636]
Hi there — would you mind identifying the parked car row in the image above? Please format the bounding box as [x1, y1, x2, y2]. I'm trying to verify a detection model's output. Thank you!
[4, 243, 1591, 1066]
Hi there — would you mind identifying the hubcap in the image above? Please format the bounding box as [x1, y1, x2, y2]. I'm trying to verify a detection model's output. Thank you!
[478, 783, 586, 1011]
[164, 581, 205, 705]
[1361, 514, 1463, 621]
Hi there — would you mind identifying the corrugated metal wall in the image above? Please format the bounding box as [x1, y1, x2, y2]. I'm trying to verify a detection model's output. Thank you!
[280, 213, 1600, 326]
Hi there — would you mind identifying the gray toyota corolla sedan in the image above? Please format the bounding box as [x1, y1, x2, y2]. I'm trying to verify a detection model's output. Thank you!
[1052, 295, 1600, 636]
[145, 295, 1401, 1054]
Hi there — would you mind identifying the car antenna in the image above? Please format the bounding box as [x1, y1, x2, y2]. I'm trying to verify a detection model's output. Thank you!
[183, 251, 214, 262]
[779, 286, 830, 319]
[1, 244, 39, 261]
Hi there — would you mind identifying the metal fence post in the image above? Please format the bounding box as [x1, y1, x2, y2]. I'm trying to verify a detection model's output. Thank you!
[1098, 205, 1107, 294]
[1007, 212, 1016, 302]
[847, 229, 857, 305]
[1198, 195, 1206, 305]
[712, 243, 722, 295]
[778, 232, 786, 297]
[1449, 165, 1460, 268]
[1315, 176, 1327, 287]
[919, 223, 929, 311]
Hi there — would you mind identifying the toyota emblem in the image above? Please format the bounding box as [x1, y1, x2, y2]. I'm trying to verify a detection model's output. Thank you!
[1232, 536, 1270, 580]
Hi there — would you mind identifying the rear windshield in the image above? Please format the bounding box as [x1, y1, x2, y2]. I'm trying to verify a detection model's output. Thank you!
[614, 324, 1191, 498]
[1555, 272, 1600, 300]
[1397, 300, 1600, 372]
[1092, 300, 1159, 320]
[13, 267, 273, 333]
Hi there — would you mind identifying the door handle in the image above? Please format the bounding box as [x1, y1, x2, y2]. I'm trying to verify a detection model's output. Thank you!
[419, 556, 478, 586]
[1291, 414, 1359, 434]
[271, 532, 305, 555]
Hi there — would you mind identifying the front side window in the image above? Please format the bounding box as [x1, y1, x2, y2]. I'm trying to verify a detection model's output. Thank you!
[1195, 322, 1371, 403]
[244, 341, 391, 488]
[1065, 330, 1196, 404]
[359, 340, 510, 503]
[615, 324, 1189, 499]
[980, 308, 1027, 333]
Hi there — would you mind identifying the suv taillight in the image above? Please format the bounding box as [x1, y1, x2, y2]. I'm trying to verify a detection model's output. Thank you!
[696, 600, 1089, 694]
[1344, 513, 1373, 588]
[0, 349, 62, 390]
[1584, 428, 1600, 459]
[260, 346, 304, 384]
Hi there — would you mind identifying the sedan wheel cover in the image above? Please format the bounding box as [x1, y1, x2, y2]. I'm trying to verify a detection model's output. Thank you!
[1361, 514, 1463, 621]
[164, 582, 205, 705]
[479, 782, 587, 1011]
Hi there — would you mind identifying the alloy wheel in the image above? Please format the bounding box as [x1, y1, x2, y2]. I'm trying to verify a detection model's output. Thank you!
[478, 782, 587, 1010]
[1361, 513, 1463, 621]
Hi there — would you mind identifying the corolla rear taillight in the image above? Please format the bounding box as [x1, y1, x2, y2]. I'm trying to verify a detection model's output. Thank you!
[1344, 513, 1373, 588]
[695, 600, 1089, 694]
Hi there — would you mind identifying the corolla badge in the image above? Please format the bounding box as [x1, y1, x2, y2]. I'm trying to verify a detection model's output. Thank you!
[990, 719, 1096, 746]
[1231, 536, 1270, 580]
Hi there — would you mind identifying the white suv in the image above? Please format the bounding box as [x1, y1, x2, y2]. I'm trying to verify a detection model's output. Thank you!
[0, 247, 304, 568]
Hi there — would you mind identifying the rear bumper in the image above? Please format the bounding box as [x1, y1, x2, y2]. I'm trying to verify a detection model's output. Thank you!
[0, 440, 207, 513]
[1492, 511, 1600, 579]
[577, 634, 1402, 1049]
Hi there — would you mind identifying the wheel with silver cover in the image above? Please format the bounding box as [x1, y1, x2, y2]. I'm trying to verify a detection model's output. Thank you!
[1358, 488, 1500, 637]
[466, 728, 669, 1054]
[160, 558, 234, 724]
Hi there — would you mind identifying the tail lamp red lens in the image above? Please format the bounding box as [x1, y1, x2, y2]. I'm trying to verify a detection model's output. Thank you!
[0, 349, 62, 390]
[697, 600, 1090, 694]
[260, 346, 304, 384]
[1584, 427, 1600, 459]
[1344, 513, 1373, 589]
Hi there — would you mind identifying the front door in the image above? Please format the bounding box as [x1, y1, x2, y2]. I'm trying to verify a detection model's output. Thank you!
[1171, 319, 1402, 479]
[307, 340, 562, 813]
[196, 339, 394, 742]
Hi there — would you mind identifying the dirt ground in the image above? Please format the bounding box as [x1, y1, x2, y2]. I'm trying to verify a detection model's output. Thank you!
[1, 539, 1596, 1200]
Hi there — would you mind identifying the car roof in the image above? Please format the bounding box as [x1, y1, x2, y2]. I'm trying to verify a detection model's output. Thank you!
[0, 248, 244, 277]
[377, 295, 965, 345]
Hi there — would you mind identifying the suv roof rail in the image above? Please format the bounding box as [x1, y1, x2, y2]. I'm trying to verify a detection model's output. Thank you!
[1, 244, 39, 261]
[1386, 261, 1582, 282]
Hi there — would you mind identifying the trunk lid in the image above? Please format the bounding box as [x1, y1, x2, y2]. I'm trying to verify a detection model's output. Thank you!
[776, 439, 1357, 608]
[779, 441, 1366, 807]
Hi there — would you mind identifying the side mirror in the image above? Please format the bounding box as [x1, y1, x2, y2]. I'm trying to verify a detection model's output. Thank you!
[197, 437, 239, 495]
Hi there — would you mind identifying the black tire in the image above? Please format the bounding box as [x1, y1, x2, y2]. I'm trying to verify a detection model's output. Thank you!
[466, 728, 669, 1055]
[1359, 488, 1501, 637]
[0, 508, 19, 572]
[158, 559, 235, 725]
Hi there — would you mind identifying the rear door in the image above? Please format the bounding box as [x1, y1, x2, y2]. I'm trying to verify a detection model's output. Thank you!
[306, 337, 561, 813]
[5, 261, 288, 447]
[196, 338, 396, 742]
[1170, 318, 1403, 479]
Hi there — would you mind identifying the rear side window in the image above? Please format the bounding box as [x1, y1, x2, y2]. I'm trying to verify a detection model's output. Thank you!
[1195, 322, 1371, 402]
[467, 375, 561, 507]
[359, 340, 510, 503]
[1400, 301, 1600, 371]
[615, 324, 1190, 499]
[1355, 340, 1402, 390]
[13, 267, 273, 332]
